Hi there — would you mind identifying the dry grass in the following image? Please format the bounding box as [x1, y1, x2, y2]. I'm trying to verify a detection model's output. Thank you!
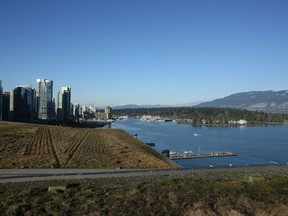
[0, 121, 176, 169]
[1, 176, 288, 215]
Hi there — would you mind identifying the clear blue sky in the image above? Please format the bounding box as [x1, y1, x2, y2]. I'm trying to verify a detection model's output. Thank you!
[1, 0, 287, 107]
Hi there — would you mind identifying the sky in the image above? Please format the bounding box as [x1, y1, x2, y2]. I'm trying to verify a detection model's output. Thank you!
[0, 0, 288, 107]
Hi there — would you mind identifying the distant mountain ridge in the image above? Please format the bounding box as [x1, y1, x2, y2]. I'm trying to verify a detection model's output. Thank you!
[112, 104, 167, 110]
[112, 102, 201, 110]
[196, 90, 288, 114]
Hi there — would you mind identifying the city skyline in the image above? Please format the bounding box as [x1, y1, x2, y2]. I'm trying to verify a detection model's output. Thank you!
[0, 78, 108, 108]
[0, 77, 105, 122]
[1, 0, 288, 106]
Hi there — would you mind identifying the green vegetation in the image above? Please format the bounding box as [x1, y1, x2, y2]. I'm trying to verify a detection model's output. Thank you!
[1, 176, 288, 215]
[113, 107, 288, 124]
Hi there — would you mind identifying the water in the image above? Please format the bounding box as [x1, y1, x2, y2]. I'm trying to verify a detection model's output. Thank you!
[112, 118, 288, 168]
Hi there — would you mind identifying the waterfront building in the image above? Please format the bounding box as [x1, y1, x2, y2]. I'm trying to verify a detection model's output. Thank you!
[36, 79, 53, 120]
[95, 106, 112, 120]
[0, 81, 2, 120]
[9, 85, 36, 121]
[57, 87, 71, 121]
[105, 106, 112, 119]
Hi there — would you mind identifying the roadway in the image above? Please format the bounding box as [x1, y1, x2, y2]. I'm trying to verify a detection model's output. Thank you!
[1, 165, 287, 184]
[0, 168, 181, 183]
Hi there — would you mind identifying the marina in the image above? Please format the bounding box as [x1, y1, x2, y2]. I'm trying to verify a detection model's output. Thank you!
[163, 150, 237, 160]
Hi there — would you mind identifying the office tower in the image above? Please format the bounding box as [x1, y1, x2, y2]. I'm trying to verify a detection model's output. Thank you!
[36, 79, 53, 120]
[57, 87, 71, 121]
[10, 85, 36, 121]
[0, 81, 2, 120]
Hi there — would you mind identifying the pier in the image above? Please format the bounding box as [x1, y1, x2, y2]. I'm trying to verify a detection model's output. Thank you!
[167, 151, 237, 160]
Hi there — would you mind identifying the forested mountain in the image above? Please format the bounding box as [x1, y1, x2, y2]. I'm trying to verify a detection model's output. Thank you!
[196, 90, 288, 114]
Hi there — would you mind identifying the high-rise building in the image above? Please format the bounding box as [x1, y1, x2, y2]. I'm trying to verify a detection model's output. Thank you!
[9, 85, 36, 121]
[89, 105, 97, 114]
[73, 103, 80, 118]
[57, 87, 71, 121]
[36, 79, 53, 120]
[0, 81, 3, 121]
[81, 105, 87, 116]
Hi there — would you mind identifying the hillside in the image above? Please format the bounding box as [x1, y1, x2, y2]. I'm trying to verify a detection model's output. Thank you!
[1, 166, 288, 215]
[0, 121, 177, 169]
[196, 90, 288, 113]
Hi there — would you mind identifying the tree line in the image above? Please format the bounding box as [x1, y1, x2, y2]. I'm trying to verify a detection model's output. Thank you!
[112, 107, 288, 124]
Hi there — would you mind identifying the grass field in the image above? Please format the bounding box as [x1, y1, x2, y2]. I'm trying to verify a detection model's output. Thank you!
[0, 121, 176, 169]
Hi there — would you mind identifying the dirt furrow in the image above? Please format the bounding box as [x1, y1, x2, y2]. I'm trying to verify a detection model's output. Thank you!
[47, 126, 61, 168]
[64, 128, 91, 167]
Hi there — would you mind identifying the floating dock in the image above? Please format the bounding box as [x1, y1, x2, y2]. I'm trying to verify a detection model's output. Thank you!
[167, 151, 237, 160]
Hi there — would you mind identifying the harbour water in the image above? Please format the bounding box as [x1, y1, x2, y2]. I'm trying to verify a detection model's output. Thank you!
[112, 118, 288, 168]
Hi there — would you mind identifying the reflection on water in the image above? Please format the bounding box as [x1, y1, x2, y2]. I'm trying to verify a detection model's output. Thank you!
[112, 118, 288, 168]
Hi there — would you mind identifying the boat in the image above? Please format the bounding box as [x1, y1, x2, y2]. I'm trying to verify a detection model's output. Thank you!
[183, 150, 193, 154]
[117, 116, 128, 120]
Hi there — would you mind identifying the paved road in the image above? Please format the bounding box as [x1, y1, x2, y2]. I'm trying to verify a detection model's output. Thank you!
[0, 168, 181, 183]
[1, 165, 288, 184]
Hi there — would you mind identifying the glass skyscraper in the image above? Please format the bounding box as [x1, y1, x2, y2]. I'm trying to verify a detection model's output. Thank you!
[36, 79, 53, 120]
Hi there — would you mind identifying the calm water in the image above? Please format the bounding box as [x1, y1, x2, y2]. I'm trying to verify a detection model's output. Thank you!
[112, 118, 288, 168]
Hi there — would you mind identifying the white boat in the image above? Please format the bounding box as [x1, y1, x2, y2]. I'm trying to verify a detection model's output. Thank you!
[193, 133, 198, 136]
[183, 150, 193, 154]
[117, 116, 128, 120]
[140, 115, 163, 122]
